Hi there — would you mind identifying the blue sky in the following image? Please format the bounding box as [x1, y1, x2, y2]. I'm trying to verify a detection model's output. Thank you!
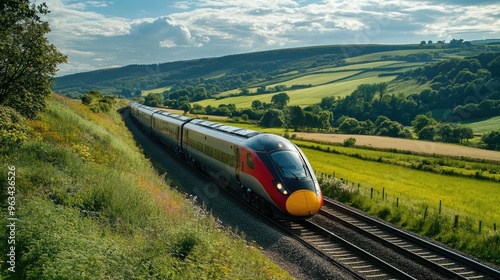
[40, 0, 500, 76]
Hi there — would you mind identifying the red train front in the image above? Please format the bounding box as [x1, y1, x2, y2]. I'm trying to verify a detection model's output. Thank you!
[239, 134, 323, 218]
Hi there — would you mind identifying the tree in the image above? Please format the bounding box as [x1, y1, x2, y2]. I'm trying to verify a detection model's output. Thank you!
[180, 102, 191, 114]
[288, 105, 305, 130]
[411, 114, 437, 133]
[339, 117, 360, 134]
[418, 125, 436, 141]
[343, 137, 356, 147]
[251, 100, 262, 109]
[144, 93, 163, 107]
[317, 110, 332, 131]
[271, 92, 290, 109]
[482, 130, 500, 150]
[260, 109, 284, 128]
[0, 1, 67, 118]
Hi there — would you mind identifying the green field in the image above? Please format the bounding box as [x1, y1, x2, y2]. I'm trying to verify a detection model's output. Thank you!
[304, 147, 500, 223]
[196, 60, 430, 109]
[196, 74, 397, 108]
[343, 48, 447, 63]
[142, 86, 171, 96]
[462, 116, 500, 134]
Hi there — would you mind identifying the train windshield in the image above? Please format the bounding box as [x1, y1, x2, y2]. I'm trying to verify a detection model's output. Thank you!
[270, 150, 309, 179]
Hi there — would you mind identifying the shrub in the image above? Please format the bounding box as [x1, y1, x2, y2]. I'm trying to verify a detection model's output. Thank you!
[0, 105, 31, 148]
[343, 137, 356, 147]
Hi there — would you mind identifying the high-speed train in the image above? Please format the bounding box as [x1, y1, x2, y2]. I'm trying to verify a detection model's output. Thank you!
[129, 101, 323, 219]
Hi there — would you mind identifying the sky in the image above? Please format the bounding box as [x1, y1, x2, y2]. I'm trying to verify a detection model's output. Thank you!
[38, 0, 500, 76]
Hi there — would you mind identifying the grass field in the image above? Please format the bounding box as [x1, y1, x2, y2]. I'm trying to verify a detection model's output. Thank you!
[343, 48, 447, 63]
[197, 60, 430, 109]
[303, 147, 500, 225]
[462, 116, 500, 134]
[195, 74, 397, 108]
[142, 86, 171, 96]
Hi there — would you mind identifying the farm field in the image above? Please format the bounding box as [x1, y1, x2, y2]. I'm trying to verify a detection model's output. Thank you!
[343, 48, 447, 63]
[462, 116, 500, 134]
[303, 147, 500, 227]
[293, 132, 500, 162]
[195, 74, 397, 108]
[196, 60, 430, 109]
[193, 118, 500, 162]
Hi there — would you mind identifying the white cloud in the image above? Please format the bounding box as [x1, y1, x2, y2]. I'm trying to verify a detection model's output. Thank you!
[42, 0, 500, 76]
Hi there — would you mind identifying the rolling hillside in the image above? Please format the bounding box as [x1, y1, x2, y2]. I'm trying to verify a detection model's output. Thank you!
[54, 44, 433, 97]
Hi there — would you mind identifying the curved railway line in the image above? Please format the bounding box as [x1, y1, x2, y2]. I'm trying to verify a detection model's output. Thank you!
[316, 198, 500, 280]
[124, 107, 500, 279]
[270, 197, 500, 279]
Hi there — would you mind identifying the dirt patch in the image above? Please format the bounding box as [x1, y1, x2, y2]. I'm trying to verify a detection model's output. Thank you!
[294, 132, 500, 162]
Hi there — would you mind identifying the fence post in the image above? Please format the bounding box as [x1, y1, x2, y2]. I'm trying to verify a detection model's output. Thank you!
[396, 197, 399, 208]
[370, 188, 373, 199]
[382, 188, 385, 199]
[454, 215, 459, 228]
[424, 206, 428, 221]
[479, 221, 482, 234]
[495, 223, 497, 232]
[358, 183, 360, 193]
[439, 200, 442, 215]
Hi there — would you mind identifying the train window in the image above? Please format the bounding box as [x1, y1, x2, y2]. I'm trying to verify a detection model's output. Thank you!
[271, 151, 308, 179]
[246, 153, 254, 169]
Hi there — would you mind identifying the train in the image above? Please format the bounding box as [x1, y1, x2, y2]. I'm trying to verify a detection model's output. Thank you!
[128, 101, 323, 219]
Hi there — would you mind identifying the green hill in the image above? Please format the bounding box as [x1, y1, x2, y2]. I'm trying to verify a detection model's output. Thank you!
[54, 44, 432, 97]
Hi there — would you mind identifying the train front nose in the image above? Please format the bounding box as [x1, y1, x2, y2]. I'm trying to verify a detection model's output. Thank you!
[285, 190, 322, 216]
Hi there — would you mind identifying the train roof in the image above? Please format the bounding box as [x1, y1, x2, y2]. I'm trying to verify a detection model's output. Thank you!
[190, 119, 260, 139]
[155, 110, 192, 122]
[129, 101, 260, 139]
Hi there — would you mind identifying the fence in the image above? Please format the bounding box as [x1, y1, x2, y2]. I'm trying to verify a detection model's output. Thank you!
[317, 172, 498, 234]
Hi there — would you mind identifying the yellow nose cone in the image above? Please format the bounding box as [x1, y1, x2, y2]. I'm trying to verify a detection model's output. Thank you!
[286, 190, 322, 216]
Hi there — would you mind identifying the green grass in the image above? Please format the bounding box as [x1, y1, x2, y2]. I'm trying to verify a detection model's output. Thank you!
[142, 86, 171, 96]
[266, 71, 362, 87]
[462, 116, 500, 135]
[307, 146, 500, 264]
[343, 49, 445, 63]
[196, 75, 397, 108]
[0, 94, 292, 279]
[199, 60, 431, 109]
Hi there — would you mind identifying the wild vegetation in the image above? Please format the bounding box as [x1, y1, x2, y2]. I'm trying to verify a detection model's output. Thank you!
[1, 2, 291, 278]
[0, 95, 292, 279]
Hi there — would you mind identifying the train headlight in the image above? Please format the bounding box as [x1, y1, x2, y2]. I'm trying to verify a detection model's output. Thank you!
[274, 181, 289, 195]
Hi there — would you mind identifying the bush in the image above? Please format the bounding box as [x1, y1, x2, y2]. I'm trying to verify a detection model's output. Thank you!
[343, 137, 356, 147]
[0, 105, 31, 148]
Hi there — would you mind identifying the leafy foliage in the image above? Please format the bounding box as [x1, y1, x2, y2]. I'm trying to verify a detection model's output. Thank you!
[80, 90, 116, 113]
[0, 0, 67, 118]
[0, 105, 31, 147]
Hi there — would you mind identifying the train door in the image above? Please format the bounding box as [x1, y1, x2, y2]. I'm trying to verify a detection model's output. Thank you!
[235, 146, 240, 183]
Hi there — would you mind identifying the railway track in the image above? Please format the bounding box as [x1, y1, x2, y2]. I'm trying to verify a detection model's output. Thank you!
[317, 198, 500, 280]
[274, 218, 416, 280]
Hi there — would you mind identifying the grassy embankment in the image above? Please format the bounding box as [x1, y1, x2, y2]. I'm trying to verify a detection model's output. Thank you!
[0, 94, 292, 279]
